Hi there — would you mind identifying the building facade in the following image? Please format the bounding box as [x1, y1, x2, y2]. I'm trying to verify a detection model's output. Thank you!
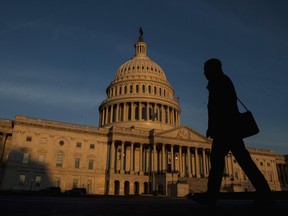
[0, 30, 287, 196]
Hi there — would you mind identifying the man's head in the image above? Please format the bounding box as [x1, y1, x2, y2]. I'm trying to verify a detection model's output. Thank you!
[204, 58, 223, 80]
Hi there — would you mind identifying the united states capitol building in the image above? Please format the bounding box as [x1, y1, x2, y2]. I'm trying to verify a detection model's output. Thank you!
[0, 30, 287, 196]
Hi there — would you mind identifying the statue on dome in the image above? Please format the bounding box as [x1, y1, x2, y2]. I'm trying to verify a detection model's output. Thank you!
[138, 27, 144, 41]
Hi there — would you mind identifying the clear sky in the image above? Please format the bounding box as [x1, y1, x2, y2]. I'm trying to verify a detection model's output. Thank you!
[0, 0, 287, 155]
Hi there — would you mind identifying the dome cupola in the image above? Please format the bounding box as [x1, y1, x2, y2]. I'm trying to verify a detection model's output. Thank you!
[98, 28, 181, 130]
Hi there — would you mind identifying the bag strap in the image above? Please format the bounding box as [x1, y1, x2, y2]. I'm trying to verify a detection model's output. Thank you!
[237, 97, 249, 111]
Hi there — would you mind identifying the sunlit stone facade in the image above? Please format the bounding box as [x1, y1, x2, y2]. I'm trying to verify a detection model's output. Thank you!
[0, 31, 287, 196]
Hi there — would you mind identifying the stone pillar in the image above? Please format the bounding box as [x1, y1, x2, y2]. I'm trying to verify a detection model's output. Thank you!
[171, 145, 174, 172]
[195, 147, 200, 178]
[139, 143, 143, 175]
[191, 153, 196, 177]
[139, 103, 142, 120]
[120, 142, 124, 174]
[188, 147, 192, 177]
[110, 141, 115, 172]
[153, 144, 157, 172]
[179, 146, 183, 176]
[131, 103, 135, 121]
[272, 160, 279, 182]
[202, 149, 207, 177]
[130, 142, 134, 174]
[109, 106, 113, 123]
[162, 144, 166, 172]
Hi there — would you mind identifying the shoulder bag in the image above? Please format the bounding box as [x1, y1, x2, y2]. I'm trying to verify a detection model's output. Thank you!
[237, 97, 260, 138]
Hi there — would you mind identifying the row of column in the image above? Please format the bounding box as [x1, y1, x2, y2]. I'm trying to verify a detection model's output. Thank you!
[100, 102, 180, 127]
[108, 141, 235, 178]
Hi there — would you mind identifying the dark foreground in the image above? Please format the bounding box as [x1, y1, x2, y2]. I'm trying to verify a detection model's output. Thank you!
[0, 192, 287, 215]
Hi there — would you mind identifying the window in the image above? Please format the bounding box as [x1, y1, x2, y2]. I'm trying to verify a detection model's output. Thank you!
[59, 140, 64, 146]
[56, 152, 64, 167]
[142, 85, 145, 93]
[87, 180, 92, 193]
[76, 142, 82, 148]
[26, 136, 32, 142]
[38, 154, 45, 165]
[90, 144, 95, 149]
[19, 175, 26, 186]
[130, 85, 133, 93]
[74, 158, 80, 169]
[72, 179, 78, 188]
[269, 173, 273, 182]
[35, 176, 41, 187]
[53, 177, 61, 187]
[88, 159, 94, 170]
[235, 172, 239, 179]
[23, 152, 29, 164]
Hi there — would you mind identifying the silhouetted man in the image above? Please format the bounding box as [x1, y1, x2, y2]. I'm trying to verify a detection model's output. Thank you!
[203, 58, 274, 208]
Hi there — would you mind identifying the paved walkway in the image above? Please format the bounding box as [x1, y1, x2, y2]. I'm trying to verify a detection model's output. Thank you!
[0, 192, 287, 215]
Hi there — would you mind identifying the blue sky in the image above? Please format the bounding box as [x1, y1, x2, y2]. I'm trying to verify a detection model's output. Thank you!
[0, 0, 287, 154]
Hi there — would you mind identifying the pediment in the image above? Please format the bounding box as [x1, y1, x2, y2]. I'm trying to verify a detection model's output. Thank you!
[154, 125, 207, 142]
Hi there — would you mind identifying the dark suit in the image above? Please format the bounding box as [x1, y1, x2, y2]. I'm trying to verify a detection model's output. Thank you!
[206, 72, 271, 198]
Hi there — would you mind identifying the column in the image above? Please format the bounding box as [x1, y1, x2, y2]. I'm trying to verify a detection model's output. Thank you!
[272, 160, 279, 182]
[171, 145, 174, 172]
[115, 104, 119, 122]
[130, 142, 134, 174]
[120, 142, 124, 174]
[179, 145, 183, 176]
[195, 147, 200, 178]
[191, 153, 196, 177]
[105, 107, 109, 125]
[131, 103, 134, 121]
[187, 147, 192, 177]
[162, 144, 166, 172]
[139, 143, 143, 174]
[202, 149, 207, 177]
[153, 144, 157, 172]
[110, 141, 115, 172]
[109, 105, 113, 123]
[123, 103, 127, 122]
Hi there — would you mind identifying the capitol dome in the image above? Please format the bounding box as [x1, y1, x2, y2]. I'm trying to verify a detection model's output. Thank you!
[98, 28, 181, 130]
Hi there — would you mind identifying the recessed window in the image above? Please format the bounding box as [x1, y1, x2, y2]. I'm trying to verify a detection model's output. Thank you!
[74, 158, 80, 169]
[88, 159, 94, 170]
[35, 176, 41, 187]
[26, 136, 32, 142]
[19, 175, 26, 186]
[76, 142, 82, 148]
[59, 140, 64, 146]
[23, 152, 29, 164]
[38, 154, 45, 165]
[90, 144, 95, 149]
[56, 152, 64, 167]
